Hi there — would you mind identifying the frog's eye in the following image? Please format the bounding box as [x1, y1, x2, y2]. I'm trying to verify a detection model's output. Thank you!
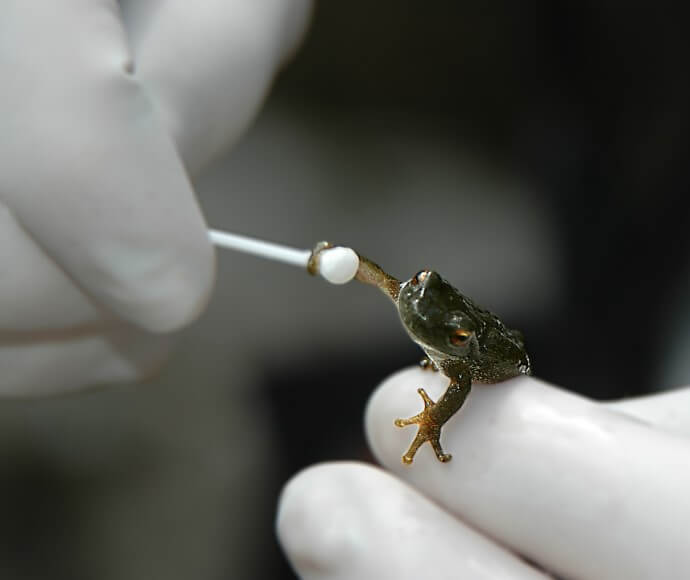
[411, 270, 430, 286]
[450, 329, 472, 346]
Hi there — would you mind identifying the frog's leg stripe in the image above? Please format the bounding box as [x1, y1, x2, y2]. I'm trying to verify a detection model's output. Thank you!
[353, 254, 401, 302]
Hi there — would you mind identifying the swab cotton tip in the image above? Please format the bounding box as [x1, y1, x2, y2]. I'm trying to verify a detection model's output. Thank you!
[318, 246, 360, 284]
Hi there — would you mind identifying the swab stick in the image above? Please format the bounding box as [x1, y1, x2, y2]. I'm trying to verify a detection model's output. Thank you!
[208, 229, 360, 285]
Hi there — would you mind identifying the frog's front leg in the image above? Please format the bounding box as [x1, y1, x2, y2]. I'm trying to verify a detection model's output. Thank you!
[394, 371, 471, 464]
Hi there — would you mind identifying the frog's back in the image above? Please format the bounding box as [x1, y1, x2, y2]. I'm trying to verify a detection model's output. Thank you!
[463, 299, 532, 383]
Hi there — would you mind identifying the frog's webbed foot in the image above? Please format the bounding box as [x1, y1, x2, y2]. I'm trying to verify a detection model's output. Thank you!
[394, 375, 471, 465]
[419, 357, 438, 372]
[394, 388, 451, 464]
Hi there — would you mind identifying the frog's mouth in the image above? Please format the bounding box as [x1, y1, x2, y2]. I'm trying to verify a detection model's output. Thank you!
[397, 270, 442, 339]
[398, 271, 431, 309]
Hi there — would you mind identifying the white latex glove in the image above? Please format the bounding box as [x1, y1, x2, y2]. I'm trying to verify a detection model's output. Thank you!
[278, 368, 690, 579]
[0, 1, 311, 394]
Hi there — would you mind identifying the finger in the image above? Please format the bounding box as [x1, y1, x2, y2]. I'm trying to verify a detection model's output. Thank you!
[0, 1, 214, 333]
[0, 321, 171, 396]
[604, 386, 690, 437]
[366, 368, 690, 580]
[277, 462, 548, 580]
[0, 203, 102, 330]
[119, 0, 312, 172]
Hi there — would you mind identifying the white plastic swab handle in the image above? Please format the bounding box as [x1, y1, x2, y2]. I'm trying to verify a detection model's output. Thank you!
[208, 229, 310, 268]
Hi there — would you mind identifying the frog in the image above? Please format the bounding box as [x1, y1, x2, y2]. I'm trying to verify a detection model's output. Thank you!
[310, 244, 532, 465]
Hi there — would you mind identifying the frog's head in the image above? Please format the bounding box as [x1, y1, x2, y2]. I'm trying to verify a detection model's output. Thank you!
[398, 270, 531, 376]
[398, 270, 478, 356]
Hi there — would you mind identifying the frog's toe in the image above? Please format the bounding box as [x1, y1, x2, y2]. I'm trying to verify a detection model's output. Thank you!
[393, 389, 433, 427]
[419, 357, 439, 372]
[417, 387, 435, 407]
[430, 437, 452, 462]
[399, 428, 429, 464]
[398, 423, 448, 465]
[394, 415, 420, 427]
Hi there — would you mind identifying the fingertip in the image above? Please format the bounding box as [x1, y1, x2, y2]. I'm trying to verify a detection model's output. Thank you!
[274, 0, 313, 65]
[277, 462, 378, 576]
[0, 322, 172, 396]
[89, 225, 216, 333]
[277, 461, 548, 580]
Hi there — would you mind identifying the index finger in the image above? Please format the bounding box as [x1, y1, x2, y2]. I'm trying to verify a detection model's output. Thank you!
[366, 368, 690, 580]
[0, 1, 214, 333]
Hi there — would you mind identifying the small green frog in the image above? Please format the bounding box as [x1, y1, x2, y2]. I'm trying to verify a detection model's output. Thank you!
[310, 244, 532, 465]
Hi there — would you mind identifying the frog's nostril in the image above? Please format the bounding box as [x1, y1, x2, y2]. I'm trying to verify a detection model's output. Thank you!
[414, 270, 431, 285]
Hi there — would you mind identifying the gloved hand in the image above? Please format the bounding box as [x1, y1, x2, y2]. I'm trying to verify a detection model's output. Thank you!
[278, 368, 690, 579]
[0, 1, 311, 394]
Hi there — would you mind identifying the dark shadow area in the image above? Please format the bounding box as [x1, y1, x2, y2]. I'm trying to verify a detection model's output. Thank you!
[0, 453, 85, 580]
[259, 345, 416, 578]
[273, 0, 690, 399]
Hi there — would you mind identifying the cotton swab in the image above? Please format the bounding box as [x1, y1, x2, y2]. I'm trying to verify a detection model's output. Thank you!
[208, 229, 360, 285]
[208, 229, 311, 268]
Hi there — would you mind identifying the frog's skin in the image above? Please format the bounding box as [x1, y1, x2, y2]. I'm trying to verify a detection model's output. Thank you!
[394, 268, 532, 464]
[311, 245, 532, 465]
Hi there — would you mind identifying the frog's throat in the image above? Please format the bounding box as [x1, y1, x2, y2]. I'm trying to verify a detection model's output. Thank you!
[412, 342, 450, 371]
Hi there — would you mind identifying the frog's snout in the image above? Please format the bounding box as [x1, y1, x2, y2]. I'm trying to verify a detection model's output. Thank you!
[410, 270, 441, 289]
[410, 270, 431, 286]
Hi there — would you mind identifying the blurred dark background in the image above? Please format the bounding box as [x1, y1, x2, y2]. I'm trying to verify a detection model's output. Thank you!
[2, 2, 689, 579]
[274, 0, 690, 400]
